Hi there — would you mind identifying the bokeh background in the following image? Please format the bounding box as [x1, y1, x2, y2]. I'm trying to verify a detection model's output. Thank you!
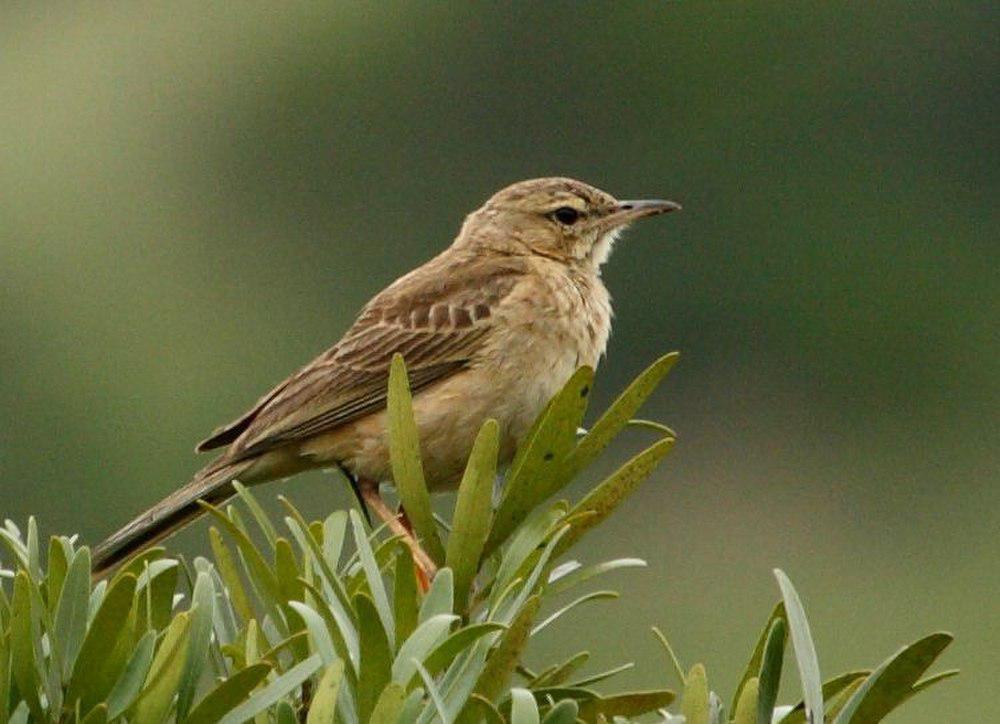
[1, 2, 996, 720]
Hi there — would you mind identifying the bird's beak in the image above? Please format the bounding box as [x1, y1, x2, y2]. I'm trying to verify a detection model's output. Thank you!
[600, 198, 681, 230]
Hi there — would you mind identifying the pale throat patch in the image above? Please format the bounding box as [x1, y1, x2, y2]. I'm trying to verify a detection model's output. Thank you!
[590, 227, 624, 268]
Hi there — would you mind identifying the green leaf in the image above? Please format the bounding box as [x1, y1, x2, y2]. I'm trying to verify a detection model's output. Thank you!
[446, 418, 499, 610]
[568, 352, 679, 473]
[546, 557, 646, 597]
[52, 546, 91, 680]
[201, 502, 281, 613]
[177, 571, 217, 720]
[529, 651, 589, 689]
[424, 623, 506, 678]
[306, 658, 345, 724]
[110, 547, 165, 585]
[45, 536, 68, 615]
[276, 700, 298, 724]
[394, 543, 419, 645]
[66, 572, 137, 712]
[486, 366, 595, 556]
[832, 632, 953, 724]
[777, 671, 869, 724]
[135, 559, 180, 633]
[275, 537, 305, 603]
[908, 668, 960, 698]
[564, 662, 634, 689]
[475, 595, 542, 703]
[131, 611, 191, 724]
[79, 703, 108, 724]
[681, 663, 709, 724]
[233, 481, 279, 546]
[350, 510, 395, 644]
[651, 627, 687, 688]
[185, 663, 271, 724]
[392, 613, 458, 686]
[731, 602, 785, 715]
[540, 698, 578, 724]
[414, 659, 449, 722]
[387, 353, 446, 564]
[774, 570, 823, 724]
[0, 631, 10, 724]
[732, 676, 758, 724]
[555, 436, 675, 557]
[459, 694, 505, 724]
[578, 689, 676, 719]
[106, 630, 156, 719]
[356, 592, 393, 723]
[209, 527, 256, 624]
[510, 687, 540, 724]
[491, 504, 564, 606]
[531, 590, 618, 637]
[218, 654, 323, 724]
[288, 600, 338, 665]
[369, 681, 407, 723]
[298, 577, 359, 672]
[758, 617, 787, 724]
[9, 572, 44, 722]
[419, 566, 454, 624]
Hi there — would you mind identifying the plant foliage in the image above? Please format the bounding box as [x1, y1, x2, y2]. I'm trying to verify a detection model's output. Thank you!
[0, 353, 955, 722]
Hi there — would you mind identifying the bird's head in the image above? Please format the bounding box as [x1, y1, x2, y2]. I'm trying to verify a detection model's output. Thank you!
[455, 177, 680, 268]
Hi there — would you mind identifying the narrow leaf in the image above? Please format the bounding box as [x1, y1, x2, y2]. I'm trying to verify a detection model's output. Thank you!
[218, 654, 322, 724]
[732, 676, 758, 724]
[474, 595, 541, 703]
[568, 352, 679, 472]
[66, 573, 137, 712]
[486, 366, 594, 556]
[356, 592, 393, 723]
[731, 601, 785, 715]
[369, 682, 407, 724]
[774, 570, 823, 724]
[510, 687, 540, 724]
[394, 543, 419, 645]
[446, 419, 498, 610]
[578, 689, 676, 719]
[555, 437, 675, 557]
[9, 572, 43, 721]
[106, 630, 157, 719]
[186, 663, 271, 724]
[758, 618, 787, 724]
[350, 510, 395, 646]
[832, 632, 953, 724]
[53, 547, 91, 680]
[387, 353, 446, 564]
[392, 613, 459, 685]
[306, 658, 345, 724]
[131, 611, 191, 724]
[680, 663, 709, 724]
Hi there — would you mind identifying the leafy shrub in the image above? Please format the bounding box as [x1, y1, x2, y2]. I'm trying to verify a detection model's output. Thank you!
[0, 353, 955, 722]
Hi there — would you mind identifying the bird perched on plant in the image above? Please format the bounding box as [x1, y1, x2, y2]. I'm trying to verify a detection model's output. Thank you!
[92, 177, 679, 578]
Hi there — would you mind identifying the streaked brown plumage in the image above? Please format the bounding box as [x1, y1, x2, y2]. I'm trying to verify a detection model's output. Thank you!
[92, 177, 679, 576]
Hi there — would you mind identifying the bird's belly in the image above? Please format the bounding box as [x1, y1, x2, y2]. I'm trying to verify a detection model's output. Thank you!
[298, 354, 577, 492]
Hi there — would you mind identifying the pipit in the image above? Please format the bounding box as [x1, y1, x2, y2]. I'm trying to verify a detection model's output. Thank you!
[92, 177, 679, 577]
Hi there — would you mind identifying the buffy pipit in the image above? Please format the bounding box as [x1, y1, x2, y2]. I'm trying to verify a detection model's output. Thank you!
[92, 177, 679, 577]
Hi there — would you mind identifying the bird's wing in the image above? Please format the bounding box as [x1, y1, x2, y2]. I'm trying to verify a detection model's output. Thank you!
[202, 253, 526, 461]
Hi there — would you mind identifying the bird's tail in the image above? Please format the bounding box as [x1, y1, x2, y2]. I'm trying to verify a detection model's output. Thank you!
[91, 457, 254, 577]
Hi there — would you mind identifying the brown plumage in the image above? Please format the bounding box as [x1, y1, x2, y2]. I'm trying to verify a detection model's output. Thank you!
[92, 177, 679, 576]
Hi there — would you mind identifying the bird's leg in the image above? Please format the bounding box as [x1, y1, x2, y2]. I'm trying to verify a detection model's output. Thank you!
[357, 478, 437, 586]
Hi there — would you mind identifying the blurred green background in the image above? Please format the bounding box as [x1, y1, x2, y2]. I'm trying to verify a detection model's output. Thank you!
[1, 2, 995, 720]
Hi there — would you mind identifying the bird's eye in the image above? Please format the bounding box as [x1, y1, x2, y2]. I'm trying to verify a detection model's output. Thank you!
[552, 206, 581, 225]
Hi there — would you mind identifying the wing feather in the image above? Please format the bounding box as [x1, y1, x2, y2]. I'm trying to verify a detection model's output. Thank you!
[207, 252, 525, 462]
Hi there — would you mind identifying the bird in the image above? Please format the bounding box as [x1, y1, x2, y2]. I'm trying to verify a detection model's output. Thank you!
[91, 177, 680, 578]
